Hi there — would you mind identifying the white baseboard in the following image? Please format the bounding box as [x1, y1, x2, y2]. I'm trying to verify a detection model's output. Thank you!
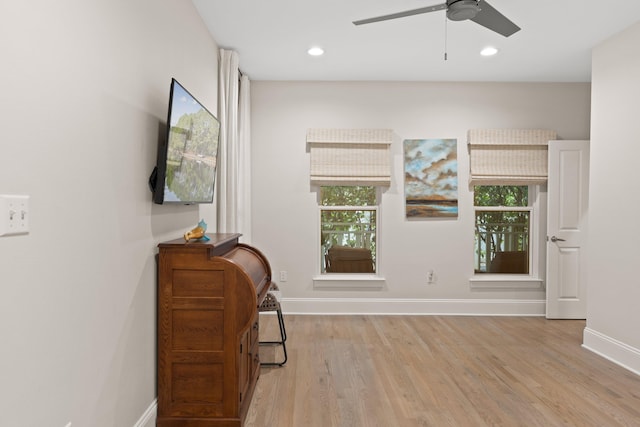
[134, 399, 156, 427]
[280, 297, 546, 316]
[583, 327, 640, 376]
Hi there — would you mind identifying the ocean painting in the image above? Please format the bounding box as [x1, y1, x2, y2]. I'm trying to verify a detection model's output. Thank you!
[404, 139, 458, 218]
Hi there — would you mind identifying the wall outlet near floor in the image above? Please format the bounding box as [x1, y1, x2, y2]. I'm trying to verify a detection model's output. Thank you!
[279, 270, 288, 282]
[427, 270, 435, 284]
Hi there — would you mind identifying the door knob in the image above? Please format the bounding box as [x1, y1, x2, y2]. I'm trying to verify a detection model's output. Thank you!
[550, 236, 565, 242]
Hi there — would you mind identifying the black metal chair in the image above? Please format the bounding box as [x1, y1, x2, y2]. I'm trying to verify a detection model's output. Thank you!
[258, 282, 287, 366]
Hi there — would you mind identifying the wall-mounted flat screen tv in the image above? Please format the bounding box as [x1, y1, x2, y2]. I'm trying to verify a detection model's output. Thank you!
[149, 78, 220, 204]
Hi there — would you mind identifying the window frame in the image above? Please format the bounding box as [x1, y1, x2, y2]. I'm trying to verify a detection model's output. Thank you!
[470, 185, 545, 290]
[313, 186, 386, 289]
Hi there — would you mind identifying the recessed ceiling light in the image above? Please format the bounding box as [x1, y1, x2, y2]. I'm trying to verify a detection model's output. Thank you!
[480, 46, 498, 56]
[307, 46, 324, 56]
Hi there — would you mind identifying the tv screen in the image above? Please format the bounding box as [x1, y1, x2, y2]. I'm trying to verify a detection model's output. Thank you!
[150, 78, 220, 204]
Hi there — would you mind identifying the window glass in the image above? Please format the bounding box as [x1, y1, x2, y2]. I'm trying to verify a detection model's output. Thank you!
[474, 186, 530, 274]
[320, 186, 377, 274]
[474, 185, 528, 207]
[321, 186, 376, 206]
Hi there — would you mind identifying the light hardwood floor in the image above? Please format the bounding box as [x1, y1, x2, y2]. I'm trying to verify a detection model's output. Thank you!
[247, 315, 640, 427]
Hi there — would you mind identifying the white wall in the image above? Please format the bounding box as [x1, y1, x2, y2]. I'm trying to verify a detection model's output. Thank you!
[251, 81, 591, 314]
[0, 1, 218, 426]
[584, 22, 640, 374]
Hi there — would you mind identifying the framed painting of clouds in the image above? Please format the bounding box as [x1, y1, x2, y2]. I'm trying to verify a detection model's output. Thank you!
[404, 139, 458, 218]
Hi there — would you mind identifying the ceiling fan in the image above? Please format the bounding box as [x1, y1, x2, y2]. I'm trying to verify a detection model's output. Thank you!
[353, 0, 520, 37]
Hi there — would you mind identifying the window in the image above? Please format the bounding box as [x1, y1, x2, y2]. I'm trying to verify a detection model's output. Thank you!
[307, 128, 391, 279]
[474, 185, 531, 274]
[307, 129, 391, 285]
[320, 186, 377, 274]
[467, 129, 554, 288]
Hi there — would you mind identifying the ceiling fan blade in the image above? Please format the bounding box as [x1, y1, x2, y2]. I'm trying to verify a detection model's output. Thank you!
[470, 0, 520, 37]
[353, 3, 447, 26]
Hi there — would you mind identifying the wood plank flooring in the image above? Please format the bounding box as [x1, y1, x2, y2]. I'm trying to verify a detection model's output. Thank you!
[247, 315, 640, 427]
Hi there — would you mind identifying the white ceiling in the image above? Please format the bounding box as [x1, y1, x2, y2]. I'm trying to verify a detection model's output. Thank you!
[192, 0, 640, 82]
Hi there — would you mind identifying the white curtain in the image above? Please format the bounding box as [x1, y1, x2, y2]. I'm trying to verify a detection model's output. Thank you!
[217, 49, 252, 241]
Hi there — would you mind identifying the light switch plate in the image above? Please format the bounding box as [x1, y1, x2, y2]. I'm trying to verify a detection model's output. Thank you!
[0, 195, 30, 236]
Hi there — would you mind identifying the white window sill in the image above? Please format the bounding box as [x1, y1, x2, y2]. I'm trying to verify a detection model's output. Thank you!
[313, 274, 386, 290]
[469, 275, 544, 291]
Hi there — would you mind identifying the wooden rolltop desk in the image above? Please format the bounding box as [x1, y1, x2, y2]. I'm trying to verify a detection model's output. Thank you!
[157, 233, 272, 427]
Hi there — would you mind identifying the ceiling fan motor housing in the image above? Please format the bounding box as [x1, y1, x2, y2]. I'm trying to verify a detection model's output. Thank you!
[447, 0, 481, 21]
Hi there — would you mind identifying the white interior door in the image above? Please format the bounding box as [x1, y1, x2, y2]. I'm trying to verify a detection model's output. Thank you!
[546, 140, 590, 319]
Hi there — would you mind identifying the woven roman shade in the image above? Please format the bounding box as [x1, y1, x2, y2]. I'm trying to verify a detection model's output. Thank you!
[307, 128, 393, 186]
[468, 129, 557, 187]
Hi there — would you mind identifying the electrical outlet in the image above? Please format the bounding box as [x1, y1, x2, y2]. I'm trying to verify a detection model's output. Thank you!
[279, 270, 288, 282]
[0, 195, 30, 236]
[427, 270, 435, 284]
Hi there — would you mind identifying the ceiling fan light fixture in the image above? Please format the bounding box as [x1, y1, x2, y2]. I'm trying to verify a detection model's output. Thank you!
[447, 0, 480, 21]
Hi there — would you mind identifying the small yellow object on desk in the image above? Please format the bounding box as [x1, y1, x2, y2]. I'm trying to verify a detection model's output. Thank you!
[184, 219, 210, 242]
